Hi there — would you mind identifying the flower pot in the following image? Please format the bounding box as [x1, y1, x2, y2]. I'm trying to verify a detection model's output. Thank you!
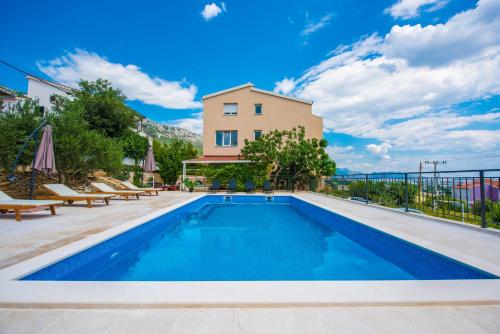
[189, 187, 194, 192]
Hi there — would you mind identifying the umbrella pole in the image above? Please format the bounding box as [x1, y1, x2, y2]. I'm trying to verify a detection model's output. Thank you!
[8, 120, 47, 184]
[29, 128, 40, 200]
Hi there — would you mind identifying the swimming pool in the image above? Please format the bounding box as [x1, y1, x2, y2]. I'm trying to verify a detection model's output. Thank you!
[22, 195, 496, 281]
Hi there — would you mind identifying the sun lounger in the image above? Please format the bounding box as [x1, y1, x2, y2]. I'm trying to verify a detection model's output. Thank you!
[97, 176, 159, 196]
[41, 184, 114, 208]
[120, 181, 159, 196]
[245, 180, 255, 194]
[0, 190, 62, 221]
[208, 179, 221, 193]
[227, 178, 237, 194]
[91, 183, 144, 200]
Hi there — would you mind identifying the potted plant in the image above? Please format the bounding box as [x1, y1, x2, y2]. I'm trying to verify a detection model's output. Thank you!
[184, 178, 195, 192]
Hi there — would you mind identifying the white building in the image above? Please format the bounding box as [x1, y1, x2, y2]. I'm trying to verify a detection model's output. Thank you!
[26, 75, 72, 115]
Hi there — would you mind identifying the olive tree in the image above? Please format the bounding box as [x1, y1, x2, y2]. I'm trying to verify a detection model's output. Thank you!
[241, 126, 336, 188]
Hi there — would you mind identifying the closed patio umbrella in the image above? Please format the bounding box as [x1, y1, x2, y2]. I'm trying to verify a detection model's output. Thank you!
[143, 145, 156, 187]
[33, 125, 57, 174]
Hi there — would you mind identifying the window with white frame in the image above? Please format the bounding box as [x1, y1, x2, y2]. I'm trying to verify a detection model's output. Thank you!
[223, 103, 238, 115]
[216, 130, 238, 146]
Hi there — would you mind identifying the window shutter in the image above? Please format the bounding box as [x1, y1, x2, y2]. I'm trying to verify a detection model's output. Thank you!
[223, 103, 238, 115]
[216, 131, 223, 146]
[231, 130, 238, 146]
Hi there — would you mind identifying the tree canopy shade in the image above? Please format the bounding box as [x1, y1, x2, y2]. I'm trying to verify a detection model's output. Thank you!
[154, 139, 198, 184]
[70, 79, 140, 138]
[241, 126, 335, 184]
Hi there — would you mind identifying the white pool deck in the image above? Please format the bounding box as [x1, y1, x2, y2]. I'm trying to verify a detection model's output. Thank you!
[0, 191, 499, 333]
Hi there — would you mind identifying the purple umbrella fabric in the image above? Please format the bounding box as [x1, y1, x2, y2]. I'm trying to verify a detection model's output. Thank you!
[143, 146, 156, 173]
[33, 125, 57, 174]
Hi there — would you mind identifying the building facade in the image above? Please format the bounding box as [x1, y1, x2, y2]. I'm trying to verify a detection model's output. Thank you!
[26, 75, 72, 115]
[202, 83, 323, 157]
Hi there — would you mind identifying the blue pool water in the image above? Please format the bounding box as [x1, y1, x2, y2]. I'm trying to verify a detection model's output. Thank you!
[23, 196, 496, 281]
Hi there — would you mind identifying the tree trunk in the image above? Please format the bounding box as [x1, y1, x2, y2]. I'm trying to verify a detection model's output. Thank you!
[272, 166, 283, 188]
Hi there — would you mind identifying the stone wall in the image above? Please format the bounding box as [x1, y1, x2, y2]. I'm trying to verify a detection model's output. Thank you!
[0, 171, 93, 199]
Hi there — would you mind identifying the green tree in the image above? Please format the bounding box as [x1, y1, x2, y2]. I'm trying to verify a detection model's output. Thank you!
[241, 126, 335, 186]
[70, 79, 139, 138]
[0, 99, 42, 169]
[0, 96, 124, 182]
[120, 130, 149, 166]
[48, 97, 124, 182]
[154, 139, 198, 184]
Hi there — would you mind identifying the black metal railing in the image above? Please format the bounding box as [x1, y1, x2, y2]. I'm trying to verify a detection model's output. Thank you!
[320, 169, 500, 229]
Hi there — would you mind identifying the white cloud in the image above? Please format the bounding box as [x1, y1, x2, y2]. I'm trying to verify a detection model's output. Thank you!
[366, 143, 392, 160]
[368, 112, 500, 152]
[274, 0, 500, 171]
[170, 112, 203, 134]
[385, 0, 449, 19]
[301, 13, 334, 36]
[327, 145, 354, 155]
[38, 50, 202, 110]
[383, 0, 500, 66]
[273, 78, 296, 94]
[201, 2, 226, 21]
[326, 145, 365, 169]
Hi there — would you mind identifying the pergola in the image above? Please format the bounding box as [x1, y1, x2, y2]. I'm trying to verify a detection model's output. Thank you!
[181, 156, 252, 190]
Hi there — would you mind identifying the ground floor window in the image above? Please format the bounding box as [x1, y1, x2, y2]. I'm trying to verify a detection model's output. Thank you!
[216, 130, 238, 146]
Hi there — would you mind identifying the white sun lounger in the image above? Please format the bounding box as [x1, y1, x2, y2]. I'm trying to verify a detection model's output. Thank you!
[0, 190, 62, 221]
[41, 184, 114, 208]
[120, 181, 159, 196]
[91, 183, 144, 200]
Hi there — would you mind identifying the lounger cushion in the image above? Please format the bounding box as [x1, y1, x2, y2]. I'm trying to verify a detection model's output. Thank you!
[91, 183, 143, 194]
[0, 191, 12, 201]
[120, 181, 155, 191]
[0, 199, 62, 206]
[44, 184, 112, 198]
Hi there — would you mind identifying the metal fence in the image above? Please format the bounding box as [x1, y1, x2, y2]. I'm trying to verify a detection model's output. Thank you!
[321, 169, 500, 229]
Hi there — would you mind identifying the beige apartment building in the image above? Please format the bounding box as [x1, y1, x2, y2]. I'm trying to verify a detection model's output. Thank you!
[201, 82, 323, 158]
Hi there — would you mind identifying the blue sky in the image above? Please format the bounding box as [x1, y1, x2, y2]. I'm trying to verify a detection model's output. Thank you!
[1, 0, 499, 172]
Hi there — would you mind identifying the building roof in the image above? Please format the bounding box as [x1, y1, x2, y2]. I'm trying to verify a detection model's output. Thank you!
[202, 82, 313, 105]
[0, 84, 24, 98]
[26, 75, 73, 94]
[182, 155, 251, 164]
[454, 179, 499, 189]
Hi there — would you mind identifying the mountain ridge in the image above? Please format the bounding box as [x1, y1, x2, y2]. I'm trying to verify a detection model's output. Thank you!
[141, 118, 202, 146]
